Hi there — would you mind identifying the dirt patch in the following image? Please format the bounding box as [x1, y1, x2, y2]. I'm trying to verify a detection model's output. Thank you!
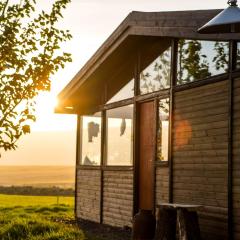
[77, 219, 132, 240]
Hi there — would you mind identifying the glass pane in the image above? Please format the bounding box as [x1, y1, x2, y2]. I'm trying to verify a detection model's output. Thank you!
[177, 40, 229, 85]
[236, 42, 240, 69]
[140, 47, 171, 95]
[81, 113, 101, 166]
[106, 105, 133, 166]
[157, 98, 169, 161]
[107, 79, 134, 104]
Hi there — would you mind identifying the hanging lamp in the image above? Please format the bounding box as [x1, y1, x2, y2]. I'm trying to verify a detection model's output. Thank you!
[198, 0, 240, 33]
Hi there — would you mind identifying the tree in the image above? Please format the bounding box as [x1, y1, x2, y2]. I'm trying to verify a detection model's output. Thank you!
[213, 41, 229, 72]
[178, 40, 210, 84]
[0, 0, 72, 152]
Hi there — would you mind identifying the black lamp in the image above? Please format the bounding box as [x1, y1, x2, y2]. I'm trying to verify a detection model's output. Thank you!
[198, 0, 240, 33]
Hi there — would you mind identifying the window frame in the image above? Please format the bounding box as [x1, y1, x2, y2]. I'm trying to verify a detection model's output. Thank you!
[78, 38, 238, 169]
[79, 113, 102, 166]
[176, 38, 230, 86]
[105, 104, 134, 167]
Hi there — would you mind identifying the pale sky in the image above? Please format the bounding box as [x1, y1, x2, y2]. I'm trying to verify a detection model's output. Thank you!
[0, 0, 228, 166]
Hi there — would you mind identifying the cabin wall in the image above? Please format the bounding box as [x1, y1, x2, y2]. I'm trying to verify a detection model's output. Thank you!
[155, 166, 169, 204]
[173, 80, 229, 239]
[233, 77, 240, 239]
[103, 170, 133, 227]
[76, 169, 101, 222]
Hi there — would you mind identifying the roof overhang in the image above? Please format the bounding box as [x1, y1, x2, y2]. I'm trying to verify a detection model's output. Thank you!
[56, 9, 240, 115]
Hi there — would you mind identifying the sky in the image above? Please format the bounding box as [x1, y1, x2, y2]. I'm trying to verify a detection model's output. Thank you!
[0, 0, 228, 166]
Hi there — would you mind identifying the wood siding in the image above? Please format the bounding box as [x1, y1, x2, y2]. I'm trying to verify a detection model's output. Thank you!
[173, 80, 229, 239]
[155, 166, 169, 204]
[76, 169, 101, 222]
[103, 171, 133, 227]
[233, 77, 240, 239]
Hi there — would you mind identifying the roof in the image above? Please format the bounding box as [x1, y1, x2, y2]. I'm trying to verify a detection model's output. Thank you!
[56, 9, 240, 115]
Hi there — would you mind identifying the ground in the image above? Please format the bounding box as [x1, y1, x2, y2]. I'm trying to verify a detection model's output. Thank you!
[0, 194, 131, 240]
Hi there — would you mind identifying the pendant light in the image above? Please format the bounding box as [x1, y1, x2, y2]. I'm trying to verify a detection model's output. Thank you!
[198, 0, 240, 34]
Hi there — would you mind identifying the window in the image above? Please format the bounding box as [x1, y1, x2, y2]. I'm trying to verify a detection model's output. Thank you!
[80, 113, 101, 166]
[157, 98, 169, 162]
[236, 42, 240, 69]
[106, 105, 133, 166]
[107, 79, 134, 104]
[177, 40, 229, 85]
[140, 47, 171, 95]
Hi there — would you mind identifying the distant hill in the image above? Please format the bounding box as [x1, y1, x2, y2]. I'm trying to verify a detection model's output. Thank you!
[0, 166, 75, 188]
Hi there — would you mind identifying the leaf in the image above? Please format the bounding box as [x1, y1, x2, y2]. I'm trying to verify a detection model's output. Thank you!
[22, 125, 31, 134]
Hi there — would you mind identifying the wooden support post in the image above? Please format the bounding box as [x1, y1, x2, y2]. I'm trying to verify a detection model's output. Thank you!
[100, 110, 106, 224]
[228, 40, 237, 240]
[74, 115, 81, 219]
[169, 39, 178, 203]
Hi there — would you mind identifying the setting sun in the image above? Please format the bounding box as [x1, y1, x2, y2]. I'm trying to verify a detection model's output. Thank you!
[31, 92, 76, 132]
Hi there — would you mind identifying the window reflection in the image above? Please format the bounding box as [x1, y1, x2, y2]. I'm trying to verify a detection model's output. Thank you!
[140, 47, 171, 94]
[236, 42, 240, 69]
[81, 113, 101, 166]
[177, 40, 229, 85]
[107, 79, 134, 104]
[157, 98, 169, 161]
[106, 105, 133, 166]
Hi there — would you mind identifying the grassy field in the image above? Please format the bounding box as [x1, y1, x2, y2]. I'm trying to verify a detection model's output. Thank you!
[0, 195, 130, 240]
[0, 194, 84, 240]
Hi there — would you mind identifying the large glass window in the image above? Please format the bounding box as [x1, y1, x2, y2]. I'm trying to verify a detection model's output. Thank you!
[80, 113, 101, 166]
[157, 98, 169, 162]
[177, 40, 229, 85]
[140, 47, 171, 95]
[106, 105, 133, 166]
[107, 79, 134, 104]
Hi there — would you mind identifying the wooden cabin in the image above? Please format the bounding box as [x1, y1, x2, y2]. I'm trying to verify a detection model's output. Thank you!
[56, 9, 240, 239]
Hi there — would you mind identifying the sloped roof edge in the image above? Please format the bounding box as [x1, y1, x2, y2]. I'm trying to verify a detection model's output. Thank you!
[56, 9, 240, 113]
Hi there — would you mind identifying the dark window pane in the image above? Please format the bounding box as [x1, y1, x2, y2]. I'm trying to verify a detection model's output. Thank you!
[106, 105, 133, 166]
[107, 79, 134, 104]
[157, 98, 169, 161]
[140, 47, 171, 94]
[81, 113, 101, 166]
[237, 42, 240, 69]
[177, 40, 229, 85]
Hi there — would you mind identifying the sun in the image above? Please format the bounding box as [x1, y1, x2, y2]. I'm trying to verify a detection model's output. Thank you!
[35, 92, 59, 118]
[30, 92, 76, 132]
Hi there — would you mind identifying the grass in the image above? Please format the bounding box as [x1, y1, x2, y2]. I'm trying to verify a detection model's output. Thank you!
[0, 194, 74, 207]
[0, 194, 130, 240]
[0, 194, 84, 240]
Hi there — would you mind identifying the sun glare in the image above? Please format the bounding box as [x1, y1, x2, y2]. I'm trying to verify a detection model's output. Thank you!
[35, 93, 58, 117]
[31, 92, 76, 132]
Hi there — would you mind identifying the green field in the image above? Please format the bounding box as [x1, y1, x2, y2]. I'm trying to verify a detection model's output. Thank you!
[0, 194, 74, 207]
[0, 194, 83, 240]
[0, 195, 129, 240]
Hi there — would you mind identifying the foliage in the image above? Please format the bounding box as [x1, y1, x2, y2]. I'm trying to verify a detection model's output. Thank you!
[0, 0, 72, 152]
[213, 42, 229, 71]
[178, 39, 211, 84]
[140, 47, 171, 94]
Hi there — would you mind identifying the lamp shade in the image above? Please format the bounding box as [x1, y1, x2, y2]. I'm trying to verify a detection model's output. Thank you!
[198, 4, 240, 33]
